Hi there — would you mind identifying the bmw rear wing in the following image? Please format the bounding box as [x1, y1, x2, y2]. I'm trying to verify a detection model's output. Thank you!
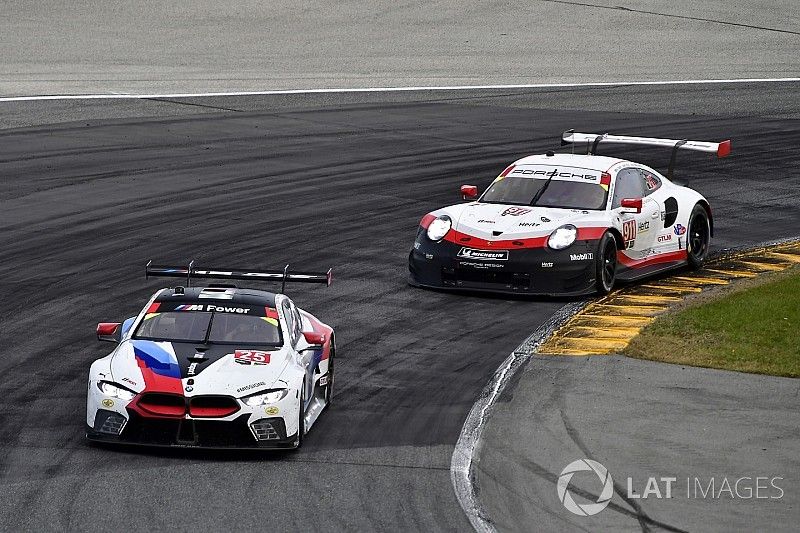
[561, 130, 731, 179]
[146, 260, 332, 292]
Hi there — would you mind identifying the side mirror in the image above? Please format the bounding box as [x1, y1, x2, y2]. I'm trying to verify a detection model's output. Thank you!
[460, 185, 478, 200]
[97, 322, 122, 343]
[620, 198, 643, 214]
[302, 331, 326, 348]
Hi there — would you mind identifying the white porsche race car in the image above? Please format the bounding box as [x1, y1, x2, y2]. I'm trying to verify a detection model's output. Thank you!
[86, 263, 334, 449]
[409, 131, 731, 295]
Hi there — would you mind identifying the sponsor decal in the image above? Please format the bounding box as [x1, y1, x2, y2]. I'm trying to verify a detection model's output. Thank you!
[541, 262, 554, 268]
[660, 210, 666, 221]
[457, 248, 509, 261]
[622, 219, 637, 249]
[519, 222, 539, 227]
[265, 406, 280, 415]
[121, 377, 137, 386]
[638, 221, 650, 232]
[477, 219, 495, 224]
[501, 206, 532, 216]
[234, 350, 271, 365]
[644, 173, 660, 190]
[541, 216, 551, 223]
[459, 261, 505, 269]
[511, 168, 600, 180]
[101, 399, 114, 408]
[187, 362, 198, 376]
[657, 234, 672, 243]
[674, 224, 687, 236]
[175, 304, 250, 313]
[319, 375, 329, 386]
[570, 253, 594, 261]
[237, 381, 266, 393]
[185, 385, 193, 392]
[413, 241, 421, 249]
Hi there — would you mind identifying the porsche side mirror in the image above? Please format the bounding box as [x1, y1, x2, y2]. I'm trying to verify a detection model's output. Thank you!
[302, 331, 326, 349]
[460, 185, 478, 200]
[97, 322, 122, 343]
[620, 198, 643, 214]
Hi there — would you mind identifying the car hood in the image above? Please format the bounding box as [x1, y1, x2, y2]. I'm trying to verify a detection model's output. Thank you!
[453, 203, 595, 238]
[110, 339, 291, 397]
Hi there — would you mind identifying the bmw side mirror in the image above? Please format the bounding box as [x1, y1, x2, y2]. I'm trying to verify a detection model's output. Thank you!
[620, 198, 643, 214]
[301, 331, 326, 350]
[461, 185, 478, 200]
[97, 322, 122, 343]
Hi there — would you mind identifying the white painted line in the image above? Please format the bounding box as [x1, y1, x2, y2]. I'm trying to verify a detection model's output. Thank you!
[450, 301, 588, 532]
[1, 77, 799, 102]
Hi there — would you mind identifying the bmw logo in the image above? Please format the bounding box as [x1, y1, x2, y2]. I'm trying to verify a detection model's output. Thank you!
[185, 386, 193, 392]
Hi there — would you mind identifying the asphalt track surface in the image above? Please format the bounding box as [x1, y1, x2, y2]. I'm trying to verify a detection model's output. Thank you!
[0, 84, 799, 532]
[2, 1, 799, 96]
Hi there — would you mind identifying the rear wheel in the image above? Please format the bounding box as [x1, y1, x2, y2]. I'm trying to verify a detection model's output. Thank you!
[687, 204, 711, 269]
[323, 339, 335, 407]
[595, 232, 617, 295]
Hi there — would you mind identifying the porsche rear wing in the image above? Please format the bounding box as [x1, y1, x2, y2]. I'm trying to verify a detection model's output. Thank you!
[146, 260, 332, 292]
[561, 130, 731, 179]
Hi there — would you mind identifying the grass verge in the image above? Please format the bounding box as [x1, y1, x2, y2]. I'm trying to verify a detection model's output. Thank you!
[625, 267, 800, 378]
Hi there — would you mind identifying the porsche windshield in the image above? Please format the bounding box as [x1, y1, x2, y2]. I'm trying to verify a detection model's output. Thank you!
[133, 305, 282, 345]
[481, 166, 609, 210]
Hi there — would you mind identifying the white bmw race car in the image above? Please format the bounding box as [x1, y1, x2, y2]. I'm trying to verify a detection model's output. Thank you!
[409, 131, 731, 295]
[87, 263, 334, 449]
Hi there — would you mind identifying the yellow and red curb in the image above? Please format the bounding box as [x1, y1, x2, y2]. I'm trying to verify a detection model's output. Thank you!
[538, 240, 800, 356]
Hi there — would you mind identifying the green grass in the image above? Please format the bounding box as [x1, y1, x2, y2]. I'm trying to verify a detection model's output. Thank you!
[625, 270, 800, 377]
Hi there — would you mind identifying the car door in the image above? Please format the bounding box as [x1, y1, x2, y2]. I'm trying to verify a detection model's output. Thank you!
[635, 167, 676, 255]
[282, 297, 314, 407]
[611, 167, 659, 260]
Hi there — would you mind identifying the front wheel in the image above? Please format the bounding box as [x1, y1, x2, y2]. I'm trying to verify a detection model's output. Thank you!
[293, 387, 306, 450]
[595, 232, 617, 295]
[687, 204, 711, 269]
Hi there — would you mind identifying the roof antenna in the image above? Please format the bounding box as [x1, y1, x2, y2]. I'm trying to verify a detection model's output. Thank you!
[280, 264, 289, 294]
[187, 259, 194, 288]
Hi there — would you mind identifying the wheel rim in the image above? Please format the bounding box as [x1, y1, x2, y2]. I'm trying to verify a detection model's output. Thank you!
[602, 241, 616, 290]
[689, 213, 709, 260]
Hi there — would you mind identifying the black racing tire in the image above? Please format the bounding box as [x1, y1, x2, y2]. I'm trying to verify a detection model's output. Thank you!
[323, 337, 335, 407]
[687, 204, 711, 269]
[293, 386, 306, 450]
[595, 232, 618, 295]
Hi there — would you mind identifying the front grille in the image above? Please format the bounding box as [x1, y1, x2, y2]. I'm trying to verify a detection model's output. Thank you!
[136, 393, 185, 417]
[444, 266, 532, 290]
[94, 409, 126, 435]
[188, 395, 240, 418]
[135, 394, 240, 418]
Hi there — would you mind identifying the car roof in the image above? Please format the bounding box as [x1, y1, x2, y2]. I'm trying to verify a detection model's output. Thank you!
[513, 153, 625, 172]
[154, 286, 278, 307]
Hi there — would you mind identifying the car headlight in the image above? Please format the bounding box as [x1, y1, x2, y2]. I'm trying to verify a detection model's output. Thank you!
[547, 224, 578, 250]
[426, 215, 452, 241]
[98, 381, 136, 401]
[242, 388, 289, 406]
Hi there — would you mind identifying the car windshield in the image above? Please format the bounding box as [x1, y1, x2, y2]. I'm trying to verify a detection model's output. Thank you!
[481, 166, 609, 210]
[133, 305, 282, 345]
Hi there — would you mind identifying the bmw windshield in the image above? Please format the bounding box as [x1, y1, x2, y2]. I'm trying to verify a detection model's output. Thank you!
[133, 303, 282, 345]
[481, 165, 609, 210]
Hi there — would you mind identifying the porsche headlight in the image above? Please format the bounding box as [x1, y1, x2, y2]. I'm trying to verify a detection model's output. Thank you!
[242, 388, 289, 406]
[547, 224, 578, 250]
[97, 381, 136, 401]
[426, 215, 452, 241]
